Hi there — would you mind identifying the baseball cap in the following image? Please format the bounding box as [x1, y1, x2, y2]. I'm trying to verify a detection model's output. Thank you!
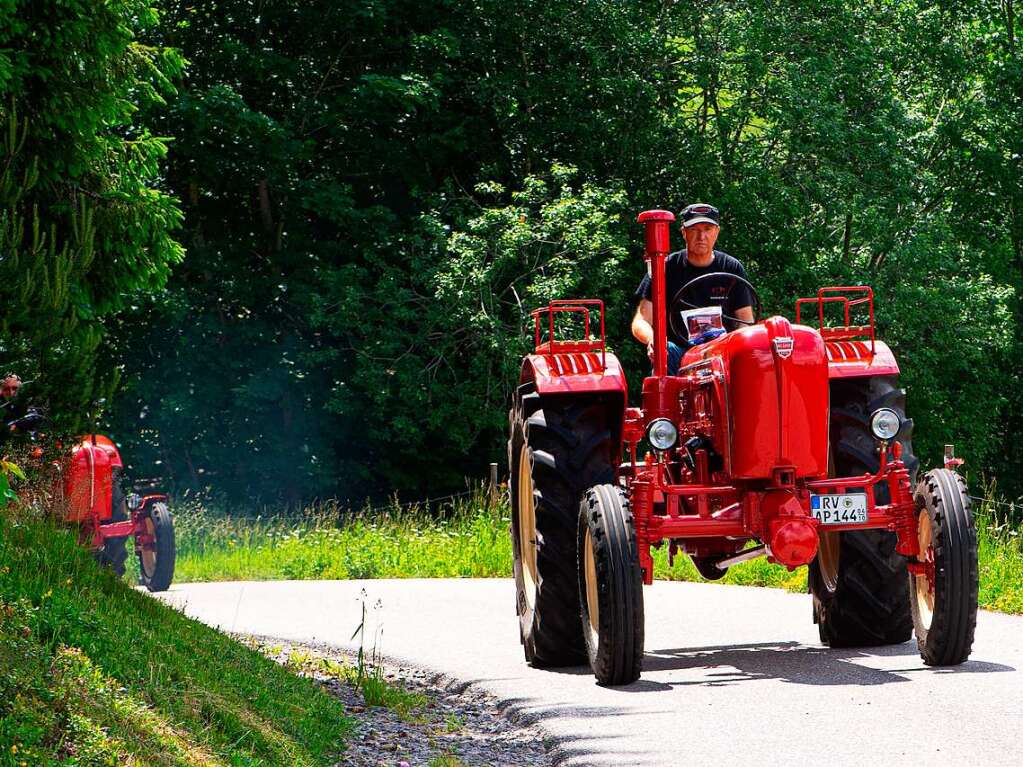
[680, 203, 720, 228]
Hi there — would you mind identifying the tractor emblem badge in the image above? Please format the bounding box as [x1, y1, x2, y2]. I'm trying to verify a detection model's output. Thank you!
[773, 336, 795, 358]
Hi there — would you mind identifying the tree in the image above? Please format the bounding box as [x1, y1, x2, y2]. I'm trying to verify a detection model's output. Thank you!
[111, 0, 1021, 503]
[0, 1, 184, 429]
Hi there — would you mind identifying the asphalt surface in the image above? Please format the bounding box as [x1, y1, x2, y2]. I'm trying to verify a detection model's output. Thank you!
[157, 579, 1023, 766]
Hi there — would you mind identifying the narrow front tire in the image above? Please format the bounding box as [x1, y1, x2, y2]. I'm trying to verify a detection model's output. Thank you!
[578, 484, 644, 686]
[137, 502, 175, 593]
[910, 469, 978, 665]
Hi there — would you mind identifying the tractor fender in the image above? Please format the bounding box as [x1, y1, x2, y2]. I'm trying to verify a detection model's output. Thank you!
[824, 338, 900, 379]
[517, 351, 628, 445]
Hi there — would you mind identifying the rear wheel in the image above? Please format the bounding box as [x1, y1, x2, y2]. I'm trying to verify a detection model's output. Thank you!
[95, 470, 129, 577]
[809, 376, 916, 646]
[910, 469, 978, 665]
[509, 387, 615, 667]
[578, 484, 644, 685]
[137, 502, 175, 592]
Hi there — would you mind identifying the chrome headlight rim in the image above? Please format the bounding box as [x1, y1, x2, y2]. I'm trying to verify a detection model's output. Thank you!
[646, 418, 679, 451]
[870, 407, 902, 441]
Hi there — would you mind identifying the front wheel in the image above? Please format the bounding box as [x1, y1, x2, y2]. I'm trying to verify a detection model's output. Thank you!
[578, 484, 644, 686]
[137, 502, 176, 593]
[910, 469, 978, 665]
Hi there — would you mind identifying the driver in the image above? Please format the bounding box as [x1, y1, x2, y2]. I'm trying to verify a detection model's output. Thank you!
[631, 203, 754, 375]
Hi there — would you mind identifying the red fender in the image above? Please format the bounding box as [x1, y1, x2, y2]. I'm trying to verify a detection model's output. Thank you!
[518, 350, 628, 450]
[824, 338, 899, 379]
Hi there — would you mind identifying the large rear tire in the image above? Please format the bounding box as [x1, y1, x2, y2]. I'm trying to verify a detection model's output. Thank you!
[95, 469, 129, 577]
[910, 469, 978, 665]
[137, 502, 175, 593]
[809, 376, 916, 647]
[509, 387, 615, 667]
[578, 484, 644, 685]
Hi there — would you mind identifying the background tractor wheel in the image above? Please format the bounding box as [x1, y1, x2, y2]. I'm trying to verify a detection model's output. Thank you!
[578, 484, 644, 686]
[910, 469, 978, 665]
[508, 386, 615, 667]
[138, 501, 176, 593]
[95, 469, 129, 577]
[809, 375, 916, 647]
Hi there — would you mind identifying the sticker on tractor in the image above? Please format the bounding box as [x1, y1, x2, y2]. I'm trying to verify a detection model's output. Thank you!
[810, 492, 868, 524]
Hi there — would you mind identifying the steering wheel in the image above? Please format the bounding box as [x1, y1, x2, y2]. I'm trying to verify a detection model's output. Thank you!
[668, 271, 762, 341]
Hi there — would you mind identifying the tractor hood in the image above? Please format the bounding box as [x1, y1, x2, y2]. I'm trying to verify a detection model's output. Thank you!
[683, 316, 829, 480]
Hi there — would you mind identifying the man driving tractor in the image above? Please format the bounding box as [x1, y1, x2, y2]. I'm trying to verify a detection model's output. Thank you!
[631, 203, 754, 374]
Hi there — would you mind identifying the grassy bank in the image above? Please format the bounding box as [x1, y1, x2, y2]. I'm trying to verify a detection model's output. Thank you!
[170, 490, 1023, 614]
[0, 509, 353, 766]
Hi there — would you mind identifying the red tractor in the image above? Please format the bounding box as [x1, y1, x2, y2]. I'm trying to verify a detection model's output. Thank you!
[63, 434, 176, 592]
[7, 411, 175, 592]
[509, 209, 978, 685]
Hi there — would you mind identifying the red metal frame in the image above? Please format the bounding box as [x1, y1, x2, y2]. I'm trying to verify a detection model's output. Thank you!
[531, 299, 607, 369]
[795, 286, 875, 352]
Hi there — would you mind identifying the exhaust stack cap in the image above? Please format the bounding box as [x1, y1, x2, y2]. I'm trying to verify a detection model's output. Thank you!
[637, 209, 676, 256]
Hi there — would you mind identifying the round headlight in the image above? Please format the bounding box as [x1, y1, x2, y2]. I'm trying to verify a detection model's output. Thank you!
[647, 418, 678, 451]
[870, 408, 901, 441]
[126, 493, 142, 511]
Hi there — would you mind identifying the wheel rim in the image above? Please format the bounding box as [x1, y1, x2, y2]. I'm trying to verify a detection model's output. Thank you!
[914, 509, 935, 630]
[583, 527, 600, 643]
[140, 517, 157, 578]
[517, 442, 538, 610]
[817, 531, 840, 592]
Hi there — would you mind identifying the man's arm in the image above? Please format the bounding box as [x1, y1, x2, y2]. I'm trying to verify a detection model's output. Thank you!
[632, 299, 653, 345]
[734, 305, 754, 325]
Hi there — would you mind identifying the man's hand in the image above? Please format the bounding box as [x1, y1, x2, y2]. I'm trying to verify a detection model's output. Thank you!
[646, 340, 654, 362]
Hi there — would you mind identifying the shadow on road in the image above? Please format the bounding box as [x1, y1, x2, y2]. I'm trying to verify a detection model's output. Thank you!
[537, 639, 1014, 690]
[623, 640, 1016, 689]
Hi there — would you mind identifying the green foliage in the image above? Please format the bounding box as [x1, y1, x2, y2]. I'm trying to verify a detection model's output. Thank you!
[108, 0, 1022, 502]
[0, 1, 184, 431]
[0, 511, 352, 765]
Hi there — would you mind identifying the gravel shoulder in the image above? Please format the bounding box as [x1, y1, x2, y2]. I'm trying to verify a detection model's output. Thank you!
[249, 637, 553, 767]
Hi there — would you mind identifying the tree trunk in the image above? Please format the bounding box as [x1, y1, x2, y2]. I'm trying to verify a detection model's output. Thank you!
[1005, 0, 1016, 50]
[842, 211, 853, 262]
[257, 178, 274, 233]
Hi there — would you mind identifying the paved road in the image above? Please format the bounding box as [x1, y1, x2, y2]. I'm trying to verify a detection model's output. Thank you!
[158, 579, 1023, 766]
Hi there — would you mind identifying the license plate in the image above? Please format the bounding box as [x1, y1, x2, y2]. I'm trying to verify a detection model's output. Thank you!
[810, 493, 868, 525]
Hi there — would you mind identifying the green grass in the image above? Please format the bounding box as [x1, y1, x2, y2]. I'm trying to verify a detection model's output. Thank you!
[172, 493, 511, 582]
[0, 508, 353, 767]
[170, 489, 1023, 614]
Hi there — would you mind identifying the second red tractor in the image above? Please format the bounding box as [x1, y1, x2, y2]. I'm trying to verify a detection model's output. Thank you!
[509, 209, 978, 685]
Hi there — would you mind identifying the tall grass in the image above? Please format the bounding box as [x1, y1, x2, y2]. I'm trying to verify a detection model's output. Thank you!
[172, 490, 511, 582]
[169, 488, 1023, 614]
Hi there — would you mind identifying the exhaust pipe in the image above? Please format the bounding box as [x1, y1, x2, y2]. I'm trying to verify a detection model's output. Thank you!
[715, 545, 768, 571]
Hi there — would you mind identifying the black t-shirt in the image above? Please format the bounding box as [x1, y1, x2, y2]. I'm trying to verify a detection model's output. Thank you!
[635, 249, 753, 344]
